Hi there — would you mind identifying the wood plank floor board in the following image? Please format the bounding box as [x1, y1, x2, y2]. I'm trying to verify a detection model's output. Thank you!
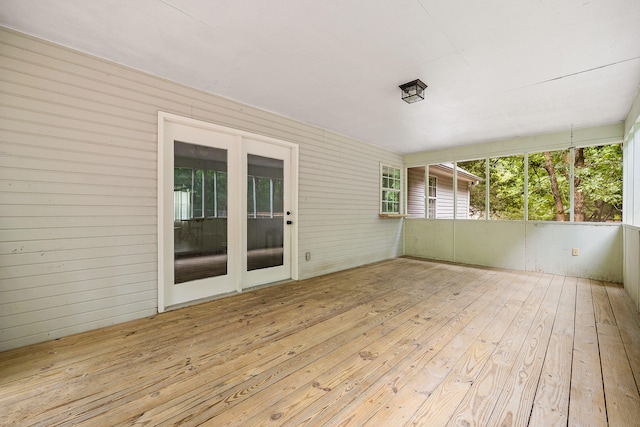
[569, 277, 607, 426]
[603, 282, 640, 392]
[592, 280, 640, 426]
[1, 258, 638, 426]
[528, 276, 577, 426]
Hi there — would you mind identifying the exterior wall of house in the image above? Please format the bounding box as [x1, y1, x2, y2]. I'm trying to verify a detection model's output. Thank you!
[455, 180, 473, 220]
[407, 166, 425, 218]
[0, 28, 404, 351]
[427, 166, 472, 220]
[430, 168, 454, 219]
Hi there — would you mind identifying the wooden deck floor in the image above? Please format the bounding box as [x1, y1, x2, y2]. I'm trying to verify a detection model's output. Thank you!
[1, 258, 639, 426]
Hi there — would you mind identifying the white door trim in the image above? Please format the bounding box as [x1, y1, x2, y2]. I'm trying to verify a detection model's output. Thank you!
[157, 112, 299, 312]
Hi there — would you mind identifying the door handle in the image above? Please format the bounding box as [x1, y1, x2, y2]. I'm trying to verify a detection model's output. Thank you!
[286, 220, 293, 225]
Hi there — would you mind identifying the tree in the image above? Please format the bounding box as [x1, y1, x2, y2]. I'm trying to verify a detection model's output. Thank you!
[460, 143, 622, 222]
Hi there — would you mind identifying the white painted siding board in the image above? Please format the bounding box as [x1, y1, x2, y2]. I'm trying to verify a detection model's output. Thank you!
[0, 204, 156, 217]
[3, 276, 157, 311]
[0, 225, 156, 241]
[0, 180, 156, 199]
[0, 217, 156, 230]
[0, 27, 403, 350]
[0, 155, 154, 180]
[0, 244, 157, 268]
[1, 262, 157, 292]
[0, 76, 156, 126]
[2, 299, 157, 345]
[1, 166, 156, 189]
[0, 107, 154, 142]
[0, 253, 157, 280]
[0, 118, 156, 152]
[0, 91, 156, 134]
[2, 289, 157, 328]
[1, 127, 157, 160]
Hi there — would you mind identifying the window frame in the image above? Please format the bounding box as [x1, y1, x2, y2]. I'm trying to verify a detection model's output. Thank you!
[427, 175, 437, 218]
[412, 141, 622, 223]
[380, 163, 403, 215]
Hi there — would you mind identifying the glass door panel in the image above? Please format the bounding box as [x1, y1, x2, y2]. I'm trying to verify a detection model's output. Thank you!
[247, 154, 284, 271]
[173, 141, 228, 284]
[159, 114, 296, 310]
[243, 139, 292, 288]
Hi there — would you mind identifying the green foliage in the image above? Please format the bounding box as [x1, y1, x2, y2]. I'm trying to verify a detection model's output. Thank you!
[458, 143, 622, 222]
[457, 160, 486, 219]
[527, 151, 570, 221]
[577, 144, 623, 221]
[489, 155, 525, 220]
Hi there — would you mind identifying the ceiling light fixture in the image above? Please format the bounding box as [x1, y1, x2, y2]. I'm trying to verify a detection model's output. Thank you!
[399, 79, 427, 104]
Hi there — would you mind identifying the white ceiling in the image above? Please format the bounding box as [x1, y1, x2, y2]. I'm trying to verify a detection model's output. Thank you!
[1, 0, 639, 153]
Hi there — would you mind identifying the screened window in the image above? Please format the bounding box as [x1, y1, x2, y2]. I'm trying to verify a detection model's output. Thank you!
[574, 144, 622, 222]
[428, 176, 437, 218]
[528, 150, 570, 221]
[457, 159, 486, 219]
[420, 143, 621, 222]
[381, 164, 402, 214]
[489, 155, 525, 220]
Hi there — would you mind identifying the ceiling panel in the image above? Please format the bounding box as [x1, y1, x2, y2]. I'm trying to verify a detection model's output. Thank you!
[1, 0, 638, 153]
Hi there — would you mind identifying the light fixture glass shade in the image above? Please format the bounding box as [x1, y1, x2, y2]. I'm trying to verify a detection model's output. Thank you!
[399, 79, 427, 103]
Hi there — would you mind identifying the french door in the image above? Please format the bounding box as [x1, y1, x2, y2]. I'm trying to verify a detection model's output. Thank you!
[158, 113, 298, 311]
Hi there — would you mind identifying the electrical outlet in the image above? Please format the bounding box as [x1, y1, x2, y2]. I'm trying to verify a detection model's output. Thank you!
[305, 251, 311, 261]
[572, 248, 579, 256]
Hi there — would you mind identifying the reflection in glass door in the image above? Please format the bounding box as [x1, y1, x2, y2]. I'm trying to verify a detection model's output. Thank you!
[173, 141, 227, 284]
[247, 154, 284, 271]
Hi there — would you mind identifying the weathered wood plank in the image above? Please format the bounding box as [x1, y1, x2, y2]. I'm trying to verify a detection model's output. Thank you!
[594, 282, 640, 426]
[604, 281, 640, 392]
[528, 276, 576, 426]
[568, 278, 607, 426]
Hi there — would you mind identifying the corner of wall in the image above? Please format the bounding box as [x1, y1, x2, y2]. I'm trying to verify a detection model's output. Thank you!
[625, 86, 640, 134]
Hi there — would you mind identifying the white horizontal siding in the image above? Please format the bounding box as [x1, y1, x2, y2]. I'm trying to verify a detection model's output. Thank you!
[407, 167, 425, 218]
[0, 27, 403, 350]
[430, 169, 454, 219]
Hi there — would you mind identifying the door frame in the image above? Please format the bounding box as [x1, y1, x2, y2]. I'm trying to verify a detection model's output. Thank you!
[157, 112, 299, 312]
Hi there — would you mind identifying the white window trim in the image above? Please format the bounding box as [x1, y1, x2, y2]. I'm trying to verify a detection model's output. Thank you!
[428, 175, 437, 219]
[380, 162, 404, 216]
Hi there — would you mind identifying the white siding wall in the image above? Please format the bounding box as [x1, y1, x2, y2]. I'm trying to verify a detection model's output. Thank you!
[429, 167, 454, 219]
[407, 166, 425, 218]
[0, 28, 404, 351]
[456, 181, 470, 219]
